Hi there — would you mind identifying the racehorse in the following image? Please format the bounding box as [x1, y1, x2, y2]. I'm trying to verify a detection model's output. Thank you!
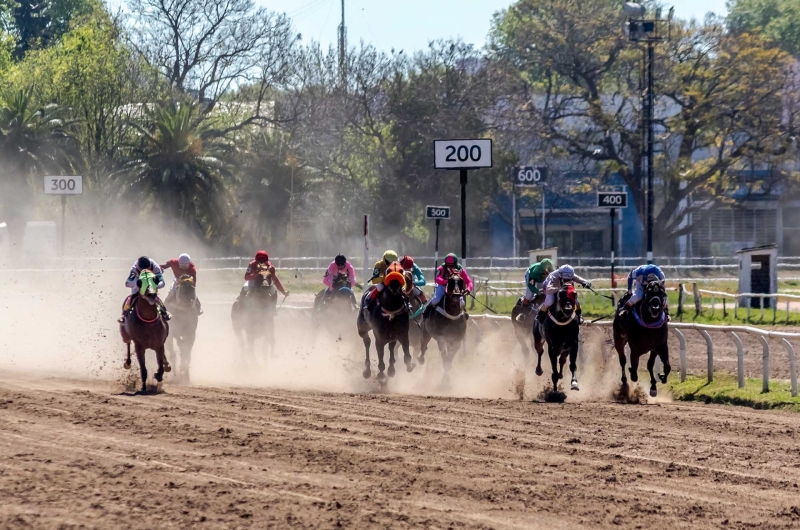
[120, 270, 170, 393]
[231, 266, 277, 358]
[165, 275, 199, 381]
[314, 274, 358, 324]
[420, 274, 467, 383]
[533, 282, 581, 393]
[613, 280, 670, 397]
[404, 270, 425, 355]
[357, 272, 415, 380]
[510, 295, 542, 361]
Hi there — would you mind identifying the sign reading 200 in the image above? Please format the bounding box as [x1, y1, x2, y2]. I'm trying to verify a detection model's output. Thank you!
[434, 139, 493, 169]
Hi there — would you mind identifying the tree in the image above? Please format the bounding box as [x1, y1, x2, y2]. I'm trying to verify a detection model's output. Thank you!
[0, 86, 81, 247]
[728, 0, 800, 56]
[113, 102, 236, 240]
[126, 0, 297, 128]
[490, 0, 793, 252]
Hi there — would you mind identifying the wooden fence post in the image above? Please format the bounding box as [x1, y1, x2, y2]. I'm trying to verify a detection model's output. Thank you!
[723, 298, 727, 318]
[677, 283, 684, 321]
[693, 282, 701, 317]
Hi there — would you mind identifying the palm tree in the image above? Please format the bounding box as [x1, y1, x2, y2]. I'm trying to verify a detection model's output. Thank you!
[0, 87, 81, 249]
[114, 101, 236, 239]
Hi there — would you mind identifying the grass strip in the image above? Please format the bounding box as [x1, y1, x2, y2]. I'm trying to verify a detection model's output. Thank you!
[667, 374, 800, 412]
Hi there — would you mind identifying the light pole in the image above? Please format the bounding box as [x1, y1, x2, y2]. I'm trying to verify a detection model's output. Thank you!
[624, 3, 672, 264]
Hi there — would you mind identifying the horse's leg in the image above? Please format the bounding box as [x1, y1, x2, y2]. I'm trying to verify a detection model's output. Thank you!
[629, 351, 641, 383]
[646, 350, 659, 397]
[387, 341, 397, 378]
[419, 324, 431, 366]
[401, 334, 414, 372]
[154, 345, 166, 388]
[548, 342, 559, 392]
[533, 323, 544, 377]
[515, 327, 530, 362]
[135, 344, 147, 393]
[376, 339, 387, 380]
[569, 342, 579, 391]
[361, 332, 372, 379]
[614, 336, 628, 387]
[124, 342, 132, 370]
[656, 341, 671, 384]
[184, 331, 196, 380]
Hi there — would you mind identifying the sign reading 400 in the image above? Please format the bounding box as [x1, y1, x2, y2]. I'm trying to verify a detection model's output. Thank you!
[434, 139, 492, 169]
[44, 175, 83, 195]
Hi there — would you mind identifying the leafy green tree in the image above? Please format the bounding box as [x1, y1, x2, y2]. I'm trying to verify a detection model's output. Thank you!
[0, 86, 81, 247]
[113, 102, 236, 240]
[728, 0, 800, 56]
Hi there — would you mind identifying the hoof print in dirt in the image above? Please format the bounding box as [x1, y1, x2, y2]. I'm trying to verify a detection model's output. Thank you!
[613, 383, 648, 405]
[538, 385, 566, 403]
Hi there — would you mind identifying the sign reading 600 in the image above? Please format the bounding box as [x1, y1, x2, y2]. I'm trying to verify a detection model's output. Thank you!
[512, 166, 548, 186]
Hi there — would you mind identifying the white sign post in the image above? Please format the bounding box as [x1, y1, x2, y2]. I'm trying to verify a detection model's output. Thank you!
[426, 205, 451, 272]
[596, 185, 629, 289]
[434, 139, 493, 264]
[510, 166, 549, 261]
[44, 176, 83, 256]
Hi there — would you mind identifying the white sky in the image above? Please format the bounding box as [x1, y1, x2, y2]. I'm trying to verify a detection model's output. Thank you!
[262, 0, 731, 53]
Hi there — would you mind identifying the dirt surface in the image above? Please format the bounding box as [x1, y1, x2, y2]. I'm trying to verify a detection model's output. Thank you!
[1, 372, 800, 529]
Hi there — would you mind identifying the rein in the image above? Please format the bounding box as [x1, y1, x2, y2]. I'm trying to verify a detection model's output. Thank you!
[380, 305, 405, 320]
[633, 306, 666, 329]
[135, 300, 159, 323]
[548, 310, 576, 326]
[435, 305, 465, 321]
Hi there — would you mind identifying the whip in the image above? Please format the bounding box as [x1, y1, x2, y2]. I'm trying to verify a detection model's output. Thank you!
[468, 292, 497, 314]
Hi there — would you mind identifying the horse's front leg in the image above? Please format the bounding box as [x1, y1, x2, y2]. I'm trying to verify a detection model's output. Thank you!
[548, 342, 559, 392]
[656, 342, 671, 384]
[629, 350, 641, 383]
[387, 341, 397, 378]
[360, 331, 372, 379]
[401, 334, 415, 372]
[646, 351, 658, 397]
[569, 342, 579, 391]
[376, 340, 387, 380]
[614, 337, 628, 387]
[419, 324, 431, 366]
[135, 344, 147, 394]
[124, 342, 132, 370]
[533, 323, 544, 376]
[154, 345, 167, 391]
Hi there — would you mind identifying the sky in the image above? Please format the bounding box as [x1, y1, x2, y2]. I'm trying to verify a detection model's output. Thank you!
[263, 0, 731, 53]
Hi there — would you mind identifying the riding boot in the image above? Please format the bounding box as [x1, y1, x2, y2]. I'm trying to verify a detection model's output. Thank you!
[576, 305, 584, 325]
[160, 302, 172, 321]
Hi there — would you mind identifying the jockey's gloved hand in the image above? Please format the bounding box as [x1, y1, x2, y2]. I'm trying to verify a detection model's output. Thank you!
[583, 281, 592, 289]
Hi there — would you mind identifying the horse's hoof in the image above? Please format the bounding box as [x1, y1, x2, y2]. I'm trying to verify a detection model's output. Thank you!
[535, 367, 543, 377]
[630, 370, 639, 383]
[406, 363, 416, 373]
[571, 380, 579, 391]
[558, 373, 564, 380]
[387, 365, 396, 377]
[362, 369, 371, 379]
[650, 386, 658, 398]
[164, 364, 172, 373]
[377, 372, 386, 381]
[123, 361, 131, 370]
[418, 355, 425, 366]
[659, 373, 667, 384]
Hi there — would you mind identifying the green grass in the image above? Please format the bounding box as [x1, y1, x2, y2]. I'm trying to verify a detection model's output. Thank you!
[667, 374, 800, 412]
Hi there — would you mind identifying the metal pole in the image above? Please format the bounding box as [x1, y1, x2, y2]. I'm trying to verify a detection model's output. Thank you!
[646, 41, 655, 264]
[61, 195, 66, 256]
[541, 185, 546, 249]
[434, 218, 440, 273]
[610, 207, 616, 288]
[511, 184, 517, 260]
[460, 169, 467, 263]
[362, 214, 369, 289]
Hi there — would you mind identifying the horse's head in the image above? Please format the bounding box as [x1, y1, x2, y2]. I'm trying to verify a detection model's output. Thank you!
[555, 282, 577, 316]
[332, 273, 350, 290]
[253, 266, 274, 296]
[643, 280, 666, 319]
[383, 271, 406, 298]
[137, 270, 159, 305]
[402, 270, 415, 295]
[446, 274, 465, 298]
[176, 274, 196, 305]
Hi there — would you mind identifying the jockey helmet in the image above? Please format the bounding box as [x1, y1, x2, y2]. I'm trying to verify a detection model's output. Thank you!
[255, 250, 269, 262]
[387, 262, 403, 274]
[383, 250, 398, 264]
[646, 273, 661, 284]
[137, 256, 152, 271]
[400, 255, 414, 270]
[178, 253, 191, 269]
[560, 264, 575, 279]
[444, 253, 458, 267]
[541, 258, 554, 273]
[334, 254, 347, 267]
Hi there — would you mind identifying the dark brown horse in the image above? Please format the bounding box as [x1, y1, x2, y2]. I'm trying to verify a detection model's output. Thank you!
[613, 280, 670, 397]
[232, 267, 277, 358]
[165, 275, 199, 382]
[510, 294, 543, 361]
[533, 282, 580, 393]
[120, 270, 170, 393]
[420, 274, 467, 385]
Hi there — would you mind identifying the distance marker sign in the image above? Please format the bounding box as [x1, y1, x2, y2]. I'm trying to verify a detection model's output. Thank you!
[426, 205, 450, 219]
[433, 139, 492, 169]
[511, 166, 547, 186]
[597, 189, 628, 208]
[44, 176, 83, 195]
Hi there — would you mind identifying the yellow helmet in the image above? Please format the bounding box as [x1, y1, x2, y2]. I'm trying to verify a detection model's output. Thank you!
[383, 250, 398, 263]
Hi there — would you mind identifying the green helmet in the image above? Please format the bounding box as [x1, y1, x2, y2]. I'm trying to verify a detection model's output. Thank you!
[383, 250, 398, 263]
[540, 258, 554, 273]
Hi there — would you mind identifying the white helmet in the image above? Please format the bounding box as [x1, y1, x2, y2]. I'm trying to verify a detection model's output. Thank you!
[560, 264, 575, 279]
[178, 253, 191, 269]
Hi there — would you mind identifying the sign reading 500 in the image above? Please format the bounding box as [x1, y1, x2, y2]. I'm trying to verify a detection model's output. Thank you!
[44, 176, 83, 195]
[434, 139, 493, 169]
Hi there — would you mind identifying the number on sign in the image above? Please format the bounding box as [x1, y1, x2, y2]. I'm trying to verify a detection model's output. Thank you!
[50, 178, 76, 191]
[445, 145, 482, 163]
[517, 168, 542, 184]
[602, 195, 623, 205]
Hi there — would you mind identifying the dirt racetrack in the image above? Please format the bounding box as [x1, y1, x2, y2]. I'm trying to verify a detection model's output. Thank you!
[2, 372, 800, 529]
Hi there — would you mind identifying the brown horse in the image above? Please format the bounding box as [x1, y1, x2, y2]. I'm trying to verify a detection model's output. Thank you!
[165, 275, 199, 382]
[120, 270, 170, 393]
[232, 267, 277, 359]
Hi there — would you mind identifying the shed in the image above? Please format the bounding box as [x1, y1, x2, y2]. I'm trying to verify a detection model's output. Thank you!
[736, 244, 777, 308]
[529, 247, 558, 266]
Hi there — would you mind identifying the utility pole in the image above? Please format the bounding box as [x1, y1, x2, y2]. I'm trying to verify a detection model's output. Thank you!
[646, 41, 655, 264]
[338, 0, 346, 85]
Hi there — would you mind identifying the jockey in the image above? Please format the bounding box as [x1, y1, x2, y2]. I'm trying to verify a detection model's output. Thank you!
[522, 258, 554, 306]
[367, 261, 404, 303]
[536, 264, 591, 323]
[120, 256, 169, 321]
[237, 250, 289, 300]
[320, 254, 357, 306]
[399, 255, 427, 303]
[621, 264, 666, 310]
[429, 253, 473, 309]
[161, 253, 202, 315]
[370, 250, 399, 285]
